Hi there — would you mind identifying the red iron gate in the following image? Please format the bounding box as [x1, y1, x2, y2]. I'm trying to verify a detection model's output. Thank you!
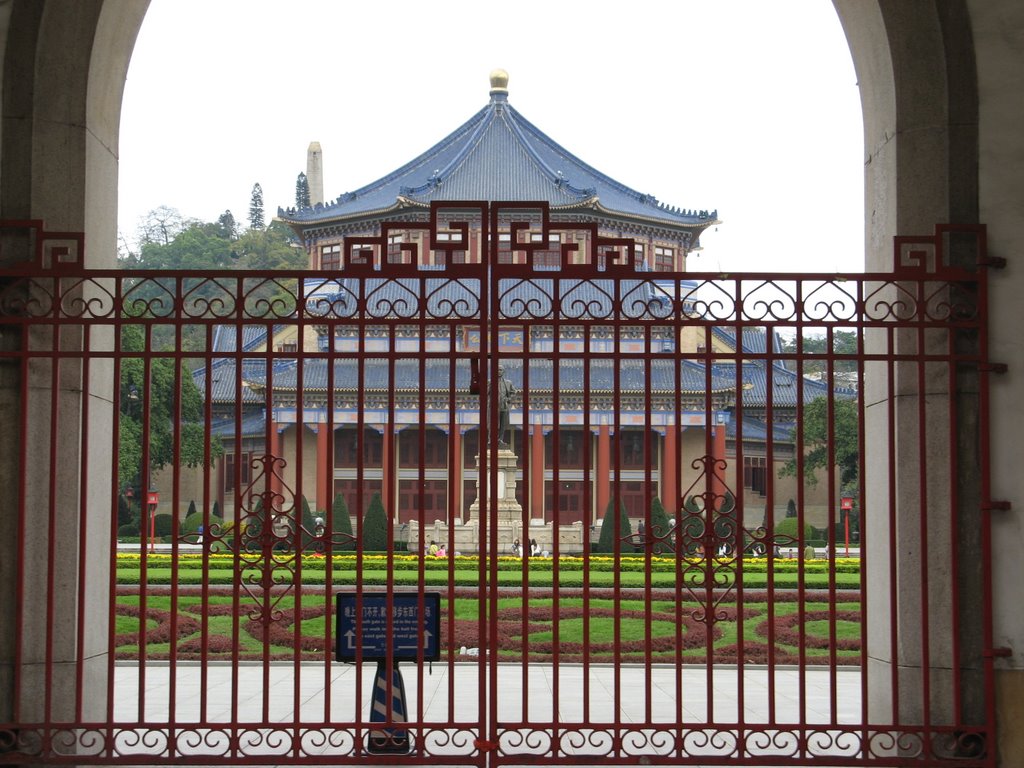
[0, 210, 999, 765]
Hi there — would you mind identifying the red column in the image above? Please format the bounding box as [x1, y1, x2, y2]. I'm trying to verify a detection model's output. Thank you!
[531, 421, 545, 520]
[597, 423, 610, 519]
[662, 425, 678, 515]
[711, 421, 728, 504]
[316, 425, 330, 513]
[451, 429, 463, 523]
[381, 428, 393, 516]
[268, 423, 283, 500]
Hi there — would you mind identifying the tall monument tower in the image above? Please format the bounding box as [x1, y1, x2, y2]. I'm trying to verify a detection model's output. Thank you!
[306, 141, 324, 206]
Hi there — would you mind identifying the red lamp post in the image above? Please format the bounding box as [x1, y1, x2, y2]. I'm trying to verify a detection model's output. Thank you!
[147, 489, 160, 552]
[840, 496, 854, 556]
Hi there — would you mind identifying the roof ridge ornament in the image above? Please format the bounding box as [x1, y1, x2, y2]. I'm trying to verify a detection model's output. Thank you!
[489, 68, 509, 103]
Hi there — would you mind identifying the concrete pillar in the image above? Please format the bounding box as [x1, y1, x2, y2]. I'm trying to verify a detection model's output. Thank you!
[306, 141, 324, 206]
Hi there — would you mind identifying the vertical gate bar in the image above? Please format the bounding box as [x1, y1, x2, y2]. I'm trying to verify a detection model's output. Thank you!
[581, 323, 592, 729]
[946, 314, 962, 721]
[732, 317, 745, 743]
[484, 204, 497, 765]
[642, 318, 653, 726]
[445, 342, 458, 730]
[292, 316, 306, 750]
[886, 324, 900, 724]
[761, 319, 777, 723]
[793, 295, 809, 731]
[415, 294, 428, 735]
[977, 240, 997, 750]
[262, 332, 275, 723]
[74, 326, 90, 725]
[43, 320, 60, 733]
[612, 312, 623, 759]
[549, 275, 563, 753]
[12, 322, 27, 726]
[322, 317, 336, 726]
[168, 307, 187, 740]
[856, 302, 869, 736]
[733, 316, 748, 730]
[520, 348, 532, 725]
[200, 323, 215, 724]
[701, 309, 715, 721]
[353, 307, 366, 738]
[229, 320, 244, 737]
[670, 311, 686, 740]
[383, 337, 397, 740]
[136, 325, 154, 724]
[825, 328, 839, 724]
[916, 307, 932, 734]
[106, 322, 124, 736]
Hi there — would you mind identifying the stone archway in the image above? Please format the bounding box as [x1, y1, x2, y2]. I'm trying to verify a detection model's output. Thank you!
[2, 0, 1020, 763]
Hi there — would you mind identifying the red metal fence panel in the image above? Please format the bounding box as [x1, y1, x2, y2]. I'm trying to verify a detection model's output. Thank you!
[0, 211, 997, 765]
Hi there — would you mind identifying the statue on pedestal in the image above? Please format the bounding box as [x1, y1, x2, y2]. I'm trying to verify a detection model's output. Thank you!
[497, 365, 516, 448]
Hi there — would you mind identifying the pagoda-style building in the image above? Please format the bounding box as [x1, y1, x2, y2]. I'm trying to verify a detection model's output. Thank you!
[187, 71, 838, 551]
[277, 70, 719, 273]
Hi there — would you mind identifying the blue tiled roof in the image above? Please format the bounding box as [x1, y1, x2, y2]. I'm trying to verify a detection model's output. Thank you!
[259, 357, 733, 396]
[304, 276, 674, 320]
[713, 361, 845, 409]
[726, 415, 796, 442]
[278, 90, 717, 230]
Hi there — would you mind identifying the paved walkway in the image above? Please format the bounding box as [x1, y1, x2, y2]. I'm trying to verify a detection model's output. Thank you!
[111, 662, 864, 765]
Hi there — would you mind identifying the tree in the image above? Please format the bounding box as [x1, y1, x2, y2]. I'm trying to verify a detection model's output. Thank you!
[332, 493, 354, 551]
[779, 330, 860, 377]
[216, 210, 238, 241]
[594, 499, 632, 554]
[362, 493, 389, 552]
[249, 182, 265, 230]
[779, 396, 859, 487]
[295, 172, 311, 208]
[117, 324, 222, 493]
[136, 205, 192, 247]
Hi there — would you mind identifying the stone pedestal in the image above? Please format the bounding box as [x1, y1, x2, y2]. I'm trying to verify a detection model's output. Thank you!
[468, 448, 522, 522]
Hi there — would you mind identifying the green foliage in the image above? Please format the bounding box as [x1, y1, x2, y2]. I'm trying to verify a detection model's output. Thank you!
[117, 324, 221, 491]
[774, 517, 814, 545]
[648, 497, 673, 554]
[779, 396, 859, 487]
[186, 500, 197, 519]
[212, 500, 221, 520]
[332, 493, 354, 551]
[299, 496, 316, 551]
[594, 499, 632, 554]
[249, 182, 265, 230]
[153, 513, 173, 537]
[117, 494, 133, 527]
[786, 498, 797, 518]
[361, 492, 389, 552]
[778, 330, 860, 376]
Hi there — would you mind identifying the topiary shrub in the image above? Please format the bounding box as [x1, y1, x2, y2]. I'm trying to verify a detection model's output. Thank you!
[332, 493, 354, 551]
[774, 517, 813, 545]
[594, 499, 632, 554]
[648, 497, 672, 554]
[786, 498, 797, 518]
[153, 513, 173, 537]
[361, 492, 389, 552]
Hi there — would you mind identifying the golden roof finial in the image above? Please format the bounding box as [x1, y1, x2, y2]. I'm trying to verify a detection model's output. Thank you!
[489, 69, 509, 96]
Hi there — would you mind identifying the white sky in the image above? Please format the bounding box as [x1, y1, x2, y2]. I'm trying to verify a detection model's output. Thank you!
[118, 0, 864, 273]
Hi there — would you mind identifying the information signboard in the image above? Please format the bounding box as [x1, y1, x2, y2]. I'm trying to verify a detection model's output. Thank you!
[335, 592, 441, 662]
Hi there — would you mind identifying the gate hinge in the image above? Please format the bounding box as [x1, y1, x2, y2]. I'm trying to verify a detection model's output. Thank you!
[984, 500, 1012, 511]
[980, 362, 1008, 374]
[985, 647, 1012, 659]
[978, 255, 1007, 269]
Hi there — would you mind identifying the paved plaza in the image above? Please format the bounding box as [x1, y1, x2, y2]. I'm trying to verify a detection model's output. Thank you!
[109, 662, 864, 766]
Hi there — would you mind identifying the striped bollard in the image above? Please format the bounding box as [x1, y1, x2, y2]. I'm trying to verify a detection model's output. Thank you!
[367, 659, 410, 754]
